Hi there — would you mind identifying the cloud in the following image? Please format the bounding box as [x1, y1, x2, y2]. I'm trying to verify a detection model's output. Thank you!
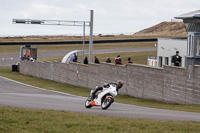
[0, 0, 200, 36]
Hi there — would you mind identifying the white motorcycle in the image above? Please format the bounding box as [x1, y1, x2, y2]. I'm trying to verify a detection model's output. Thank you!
[85, 84, 117, 110]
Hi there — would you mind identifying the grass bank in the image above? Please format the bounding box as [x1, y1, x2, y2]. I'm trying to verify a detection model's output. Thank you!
[0, 41, 155, 54]
[0, 66, 200, 113]
[0, 106, 200, 133]
[0, 35, 158, 42]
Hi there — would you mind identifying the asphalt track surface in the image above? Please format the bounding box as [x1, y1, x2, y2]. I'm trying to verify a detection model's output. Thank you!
[0, 47, 156, 66]
[1, 76, 200, 122]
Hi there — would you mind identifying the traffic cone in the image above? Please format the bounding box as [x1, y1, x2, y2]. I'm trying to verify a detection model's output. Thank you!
[2, 58, 4, 61]
[11, 57, 13, 61]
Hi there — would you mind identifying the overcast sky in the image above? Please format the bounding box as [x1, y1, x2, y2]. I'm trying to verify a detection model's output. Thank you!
[0, 0, 199, 36]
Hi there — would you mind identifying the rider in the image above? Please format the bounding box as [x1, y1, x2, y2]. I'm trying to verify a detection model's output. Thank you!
[89, 80, 123, 100]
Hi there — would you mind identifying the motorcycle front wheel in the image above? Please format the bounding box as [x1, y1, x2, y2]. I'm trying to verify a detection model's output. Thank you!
[85, 98, 92, 108]
[101, 97, 114, 110]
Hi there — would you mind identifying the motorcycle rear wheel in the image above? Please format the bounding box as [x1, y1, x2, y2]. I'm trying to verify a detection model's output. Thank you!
[101, 97, 114, 110]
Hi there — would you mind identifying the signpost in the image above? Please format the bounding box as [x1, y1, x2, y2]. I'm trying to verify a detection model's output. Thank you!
[13, 10, 94, 63]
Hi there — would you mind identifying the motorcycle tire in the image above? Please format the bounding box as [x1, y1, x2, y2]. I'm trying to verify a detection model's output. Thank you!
[85, 98, 92, 108]
[101, 97, 114, 110]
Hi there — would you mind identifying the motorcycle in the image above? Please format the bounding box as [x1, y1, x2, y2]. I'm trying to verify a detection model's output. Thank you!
[85, 84, 117, 110]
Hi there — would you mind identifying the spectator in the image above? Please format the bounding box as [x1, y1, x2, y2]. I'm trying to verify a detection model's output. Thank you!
[115, 57, 123, 65]
[26, 51, 30, 58]
[106, 56, 111, 63]
[127, 57, 133, 64]
[72, 53, 77, 62]
[94, 56, 100, 64]
[84, 56, 88, 64]
[117, 55, 121, 62]
[171, 51, 182, 67]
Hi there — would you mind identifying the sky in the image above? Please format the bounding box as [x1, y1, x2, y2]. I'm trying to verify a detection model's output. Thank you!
[0, 0, 200, 36]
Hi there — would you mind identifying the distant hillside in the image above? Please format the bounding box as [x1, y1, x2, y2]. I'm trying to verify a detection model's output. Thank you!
[133, 22, 187, 37]
[0, 22, 187, 42]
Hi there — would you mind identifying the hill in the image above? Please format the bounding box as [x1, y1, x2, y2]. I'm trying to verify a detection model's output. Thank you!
[133, 22, 187, 37]
[0, 22, 187, 42]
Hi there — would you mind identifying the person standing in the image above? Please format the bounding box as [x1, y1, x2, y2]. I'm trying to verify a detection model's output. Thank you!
[84, 56, 88, 64]
[72, 53, 77, 62]
[115, 57, 123, 65]
[106, 57, 111, 63]
[171, 51, 182, 67]
[117, 55, 121, 62]
[127, 57, 133, 64]
[26, 51, 30, 58]
[94, 56, 100, 64]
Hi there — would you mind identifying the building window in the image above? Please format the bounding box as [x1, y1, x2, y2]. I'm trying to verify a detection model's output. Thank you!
[187, 35, 194, 56]
[159, 56, 163, 67]
[196, 36, 200, 56]
[191, 36, 194, 56]
[187, 35, 191, 56]
[165, 57, 169, 65]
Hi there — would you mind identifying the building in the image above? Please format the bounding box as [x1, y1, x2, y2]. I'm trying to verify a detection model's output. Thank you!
[175, 10, 200, 66]
[147, 56, 157, 67]
[157, 38, 187, 67]
[157, 10, 200, 67]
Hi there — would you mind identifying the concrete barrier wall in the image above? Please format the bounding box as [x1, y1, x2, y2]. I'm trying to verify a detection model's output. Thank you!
[126, 64, 164, 101]
[20, 61, 52, 80]
[185, 65, 200, 104]
[19, 61, 200, 104]
[163, 66, 187, 104]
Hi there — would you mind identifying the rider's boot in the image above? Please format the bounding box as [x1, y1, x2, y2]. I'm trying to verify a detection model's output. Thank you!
[88, 86, 102, 101]
[88, 90, 96, 101]
[88, 93, 95, 101]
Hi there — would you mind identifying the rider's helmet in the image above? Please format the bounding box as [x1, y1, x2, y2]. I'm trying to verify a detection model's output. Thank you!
[116, 80, 123, 89]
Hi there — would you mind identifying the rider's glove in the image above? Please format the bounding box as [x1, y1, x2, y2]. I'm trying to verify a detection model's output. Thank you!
[103, 84, 110, 88]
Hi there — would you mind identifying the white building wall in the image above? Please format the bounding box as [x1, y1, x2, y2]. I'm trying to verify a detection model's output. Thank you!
[157, 38, 187, 67]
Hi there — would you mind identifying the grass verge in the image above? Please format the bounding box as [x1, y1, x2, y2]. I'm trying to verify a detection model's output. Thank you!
[0, 106, 200, 133]
[0, 66, 200, 113]
[0, 41, 155, 54]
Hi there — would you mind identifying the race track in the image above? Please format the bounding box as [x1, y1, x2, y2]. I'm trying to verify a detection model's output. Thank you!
[0, 76, 200, 122]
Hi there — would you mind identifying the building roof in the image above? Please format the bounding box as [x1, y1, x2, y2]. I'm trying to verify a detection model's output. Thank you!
[175, 10, 200, 19]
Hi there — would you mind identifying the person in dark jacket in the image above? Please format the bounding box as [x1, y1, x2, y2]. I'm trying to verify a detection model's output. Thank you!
[171, 51, 182, 67]
[115, 57, 123, 65]
[127, 57, 133, 64]
[94, 56, 100, 64]
[106, 56, 111, 63]
[84, 56, 88, 64]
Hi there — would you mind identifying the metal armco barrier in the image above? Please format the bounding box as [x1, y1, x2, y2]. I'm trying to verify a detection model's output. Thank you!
[0, 38, 158, 45]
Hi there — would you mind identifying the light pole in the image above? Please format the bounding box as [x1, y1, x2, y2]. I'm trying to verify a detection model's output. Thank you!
[82, 22, 85, 63]
[13, 10, 94, 63]
[89, 10, 94, 63]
